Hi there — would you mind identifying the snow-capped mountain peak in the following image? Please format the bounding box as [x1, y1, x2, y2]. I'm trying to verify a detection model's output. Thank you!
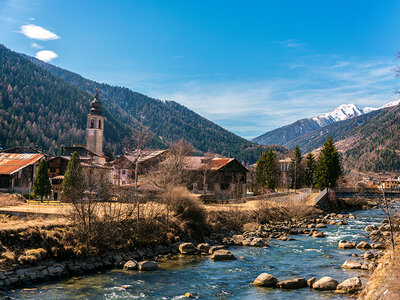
[311, 103, 368, 126]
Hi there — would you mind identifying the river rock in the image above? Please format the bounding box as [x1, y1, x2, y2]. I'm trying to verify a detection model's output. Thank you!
[365, 225, 378, 232]
[338, 240, 356, 249]
[307, 277, 316, 287]
[369, 230, 381, 236]
[336, 277, 362, 293]
[250, 238, 268, 247]
[232, 235, 245, 245]
[179, 243, 196, 254]
[381, 219, 389, 224]
[363, 251, 374, 260]
[356, 241, 371, 249]
[341, 260, 362, 269]
[197, 243, 210, 253]
[123, 260, 138, 270]
[253, 273, 278, 287]
[316, 224, 326, 228]
[312, 277, 339, 290]
[277, 278, 307, 289]
[209, 245, 225, 254]
[312, 231, 325, 238]
[336, 221, 347, 225]
[138, 261, 158, 271]
[371, 243, 385, 249]
[210, 249, 236, 261]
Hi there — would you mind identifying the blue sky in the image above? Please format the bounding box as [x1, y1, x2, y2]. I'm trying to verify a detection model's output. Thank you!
[1, 0, 400, 139]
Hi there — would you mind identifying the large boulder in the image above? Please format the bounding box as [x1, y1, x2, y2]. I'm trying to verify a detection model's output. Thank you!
[250, 238, 268, 247]
[336, 277, 362, 293]
[179, 243, 196, 254]
[232, 235, 245, 245]
[338, 240, 356, 249]
[138, 261, 158, 271]
[253, 273, 278, 287]
[197, 243, 210, 253]
[123, 260, 138, 270]
[277, 278, 307, 289]
[356, 241, 371, 249]
[363, 251, 375, 260]
[312, 277, 339, 290]
[210, 249, 236, 261]
[341, 260, 362, 269]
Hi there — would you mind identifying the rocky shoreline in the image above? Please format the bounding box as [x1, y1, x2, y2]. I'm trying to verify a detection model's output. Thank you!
[0, 210, 391, 297]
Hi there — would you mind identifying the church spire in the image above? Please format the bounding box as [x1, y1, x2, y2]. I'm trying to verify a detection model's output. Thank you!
[89, 88, 103, 116]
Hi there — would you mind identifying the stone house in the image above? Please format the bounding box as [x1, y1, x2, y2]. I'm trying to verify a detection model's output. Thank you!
[183, 156, 248, 200]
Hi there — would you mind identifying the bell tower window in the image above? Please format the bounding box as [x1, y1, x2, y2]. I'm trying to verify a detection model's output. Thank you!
[98, 120, 102, 129]
[90, 119, 94, 128]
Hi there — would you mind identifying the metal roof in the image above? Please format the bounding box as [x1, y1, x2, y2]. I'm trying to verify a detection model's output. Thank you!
[0, 153, 44, 175]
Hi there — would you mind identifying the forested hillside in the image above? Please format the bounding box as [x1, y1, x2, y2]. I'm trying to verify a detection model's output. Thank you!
[0, 45, 137, 154]
[27, 53, 288, 162]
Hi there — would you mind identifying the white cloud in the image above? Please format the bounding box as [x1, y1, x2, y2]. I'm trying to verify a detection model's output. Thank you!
[20, 24, 60, 40]
[29, 17, 35, 21]
[30, 42, 43, 49]
[35, 50, 58, 62]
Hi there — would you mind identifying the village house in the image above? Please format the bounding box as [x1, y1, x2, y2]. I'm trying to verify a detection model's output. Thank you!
[183, 156, 248, 200]
[379, 178, 400, 190]
[0, 152, 44, 193]
[109, 150, 168, 186]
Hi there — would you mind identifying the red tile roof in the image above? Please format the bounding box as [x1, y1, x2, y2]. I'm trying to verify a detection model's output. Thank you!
[0, 153, 44, 175]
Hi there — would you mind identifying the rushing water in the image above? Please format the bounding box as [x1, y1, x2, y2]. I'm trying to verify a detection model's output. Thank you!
[7, 209, 385, 300]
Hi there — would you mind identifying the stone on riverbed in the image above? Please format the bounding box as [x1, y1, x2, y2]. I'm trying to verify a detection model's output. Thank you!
[250, 238, 268, 247]
[371, 243, 385, 249]
[277, 278, 307, 289]
[179, 243, 196, 254]
[363, 251, 374, 260]
[365, 225, 378, 232]
[316, 224, 326, 228]
[210, 249, 236, 261]
[138, 261, 158, 271]
[356, 241, 371, 249]
[335, 277, 362, 293]
[312, 277, 339, 290]
[253, 273, 278, 287]
[312, 231, 325, 238]
[209, 245, 226, 254]
[341, 260, 362, 269]
[123, 260, 138, 270]
[197, 243, 210, 253]
[338, 240, 356, 249]
[307, 277, 316, 287]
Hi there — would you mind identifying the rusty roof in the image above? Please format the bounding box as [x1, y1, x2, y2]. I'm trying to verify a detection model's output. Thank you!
[182, 156, 237, 171]
[0, 153, 44, 175]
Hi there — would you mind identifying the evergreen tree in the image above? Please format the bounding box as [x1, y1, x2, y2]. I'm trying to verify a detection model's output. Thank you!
[304, 152, 316, 187]
[255, 149, 281, 191]
[33, 159, 51, 201]
[316, 136, 342, 189]
[289, 145, 303, 190]
[62, 152, 85, 201]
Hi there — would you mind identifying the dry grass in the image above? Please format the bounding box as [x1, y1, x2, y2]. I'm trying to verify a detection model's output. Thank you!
[0, 193, 25, 207]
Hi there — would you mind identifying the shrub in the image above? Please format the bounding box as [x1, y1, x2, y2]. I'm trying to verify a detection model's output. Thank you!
[17, 248, 47, 265]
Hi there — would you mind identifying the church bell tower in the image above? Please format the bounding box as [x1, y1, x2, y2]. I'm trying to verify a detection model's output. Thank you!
[86, 89, 104, 156]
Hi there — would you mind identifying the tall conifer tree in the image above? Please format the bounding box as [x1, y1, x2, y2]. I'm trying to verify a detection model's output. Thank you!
[255, 149, 281, 191]
[62, 152, 85, 201]
[33, 159, 51, 201]
[316, 136, 342, 189]
[305, 152, 316, 187]
[289, 145, 303, 189]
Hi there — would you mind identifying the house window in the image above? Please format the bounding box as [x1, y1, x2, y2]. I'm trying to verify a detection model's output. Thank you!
[98, 120, 102, 129]
[122, 170, 126, 175]
[90, 119, 94, 128]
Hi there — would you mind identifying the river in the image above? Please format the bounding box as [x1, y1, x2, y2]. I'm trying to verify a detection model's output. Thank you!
[7, 209, 384, 299]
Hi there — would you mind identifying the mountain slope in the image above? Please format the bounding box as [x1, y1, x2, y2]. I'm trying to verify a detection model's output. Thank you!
[284, 104, 400, 172]
[0, 44, 136, 155]
[27, 54, 288, 162]
[253, 102, 399, 147]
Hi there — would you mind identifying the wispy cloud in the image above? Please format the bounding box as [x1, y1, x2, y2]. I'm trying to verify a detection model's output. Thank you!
[20, 24, 60, 40]
[30, 42, 43, 49]
[285, 39, 303, 48]
[35, 50, 58, 62]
